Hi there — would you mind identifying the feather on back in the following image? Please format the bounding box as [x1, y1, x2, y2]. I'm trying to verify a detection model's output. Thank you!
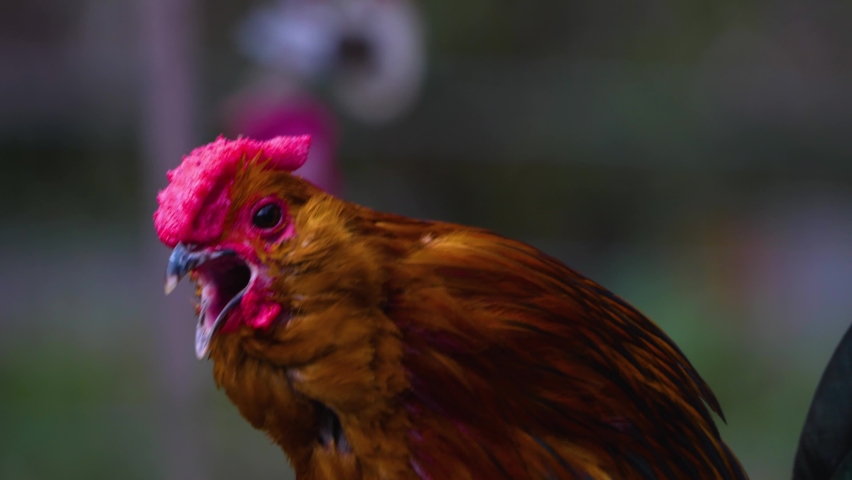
[376, 227, 747, 480]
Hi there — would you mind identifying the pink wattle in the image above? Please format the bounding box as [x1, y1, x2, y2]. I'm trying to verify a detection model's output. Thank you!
[252, 302, 283, 330]
[154, 135, 312, 248]
[220, 290, 282, 334]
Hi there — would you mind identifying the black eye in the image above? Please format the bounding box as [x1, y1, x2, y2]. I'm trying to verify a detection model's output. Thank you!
[252, 203, 282, 229]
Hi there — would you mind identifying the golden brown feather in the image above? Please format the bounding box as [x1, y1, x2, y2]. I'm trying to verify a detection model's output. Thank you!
[158, 143, 748, 480]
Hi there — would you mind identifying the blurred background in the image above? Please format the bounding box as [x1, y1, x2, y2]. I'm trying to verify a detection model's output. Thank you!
[2, 0, 852, 478]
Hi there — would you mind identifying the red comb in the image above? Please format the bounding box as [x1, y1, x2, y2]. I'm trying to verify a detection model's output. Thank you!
[154, 135, 311, 247]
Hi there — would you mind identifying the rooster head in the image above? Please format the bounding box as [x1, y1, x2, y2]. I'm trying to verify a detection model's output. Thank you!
[153, 135, 319, 358]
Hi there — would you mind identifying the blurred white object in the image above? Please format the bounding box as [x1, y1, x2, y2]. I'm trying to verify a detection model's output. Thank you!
[238, 2, 342, 80]
[237, 0, 426, 124]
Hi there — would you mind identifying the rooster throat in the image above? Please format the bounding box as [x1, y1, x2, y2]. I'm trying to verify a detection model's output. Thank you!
[195, 276, 248, 359]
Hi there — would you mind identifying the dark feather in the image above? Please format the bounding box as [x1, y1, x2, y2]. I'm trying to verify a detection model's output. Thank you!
[793, 322, 852, 480]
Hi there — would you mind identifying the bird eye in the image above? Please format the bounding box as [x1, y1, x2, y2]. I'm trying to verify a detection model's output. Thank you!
[252, 203, 282, 229]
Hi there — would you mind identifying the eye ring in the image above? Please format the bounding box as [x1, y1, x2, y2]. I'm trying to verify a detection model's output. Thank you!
[251, 202, 283, 230]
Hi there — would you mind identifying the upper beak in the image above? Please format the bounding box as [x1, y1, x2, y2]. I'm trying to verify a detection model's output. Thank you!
[164, 243, 234, 294]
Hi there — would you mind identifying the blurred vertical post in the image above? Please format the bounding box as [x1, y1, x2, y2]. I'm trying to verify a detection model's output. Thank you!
[137, 0, 205, 479]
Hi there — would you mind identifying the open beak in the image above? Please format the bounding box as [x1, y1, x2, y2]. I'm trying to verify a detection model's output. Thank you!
[165, 243, 232, 294]
[164, 243, 248, 359]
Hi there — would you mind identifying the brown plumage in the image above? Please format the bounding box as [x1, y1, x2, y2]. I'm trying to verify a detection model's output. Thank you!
[155, 136, 748, 479]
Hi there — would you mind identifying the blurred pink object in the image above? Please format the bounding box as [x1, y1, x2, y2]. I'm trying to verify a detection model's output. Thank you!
[226, 91, 341, 195]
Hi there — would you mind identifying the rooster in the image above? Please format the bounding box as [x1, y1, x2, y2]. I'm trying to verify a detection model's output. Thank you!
[154, 135, 748, 479]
